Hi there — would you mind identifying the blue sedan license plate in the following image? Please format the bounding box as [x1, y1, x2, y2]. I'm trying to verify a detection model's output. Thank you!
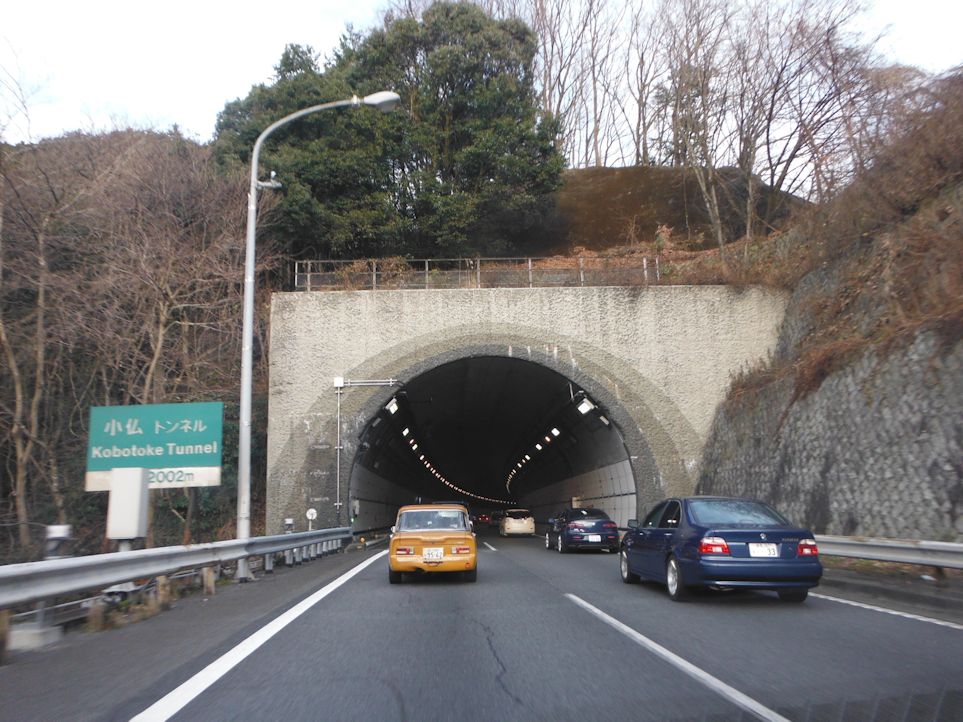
[748, 543, 778, 557]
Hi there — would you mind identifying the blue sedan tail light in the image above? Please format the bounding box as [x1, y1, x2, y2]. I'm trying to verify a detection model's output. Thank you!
[700, 536, 731, 555]
[797, 539, 819, 557]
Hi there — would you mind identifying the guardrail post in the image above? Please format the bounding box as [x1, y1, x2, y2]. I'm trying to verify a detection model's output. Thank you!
[284, 518, 294, 566]
[579, 257, 585, 286]
[264, 552, 274, 573]
[528, 258, 533, 288]
[1, 609, 10, 666]
[202, 567, 216, 596]
[157, 575, 172, 611]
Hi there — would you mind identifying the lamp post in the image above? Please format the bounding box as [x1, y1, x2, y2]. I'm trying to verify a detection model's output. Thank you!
[236, 91, 401, 580]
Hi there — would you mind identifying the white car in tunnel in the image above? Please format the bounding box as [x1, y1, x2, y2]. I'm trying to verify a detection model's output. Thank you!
[500, 509, 535, 536]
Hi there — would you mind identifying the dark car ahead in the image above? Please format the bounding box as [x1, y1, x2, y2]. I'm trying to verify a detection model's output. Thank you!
[619, 496, 822, 602]
[546, 507, 620, 553]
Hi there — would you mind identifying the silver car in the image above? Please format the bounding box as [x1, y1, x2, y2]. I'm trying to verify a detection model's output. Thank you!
[500, 508, 535, 536]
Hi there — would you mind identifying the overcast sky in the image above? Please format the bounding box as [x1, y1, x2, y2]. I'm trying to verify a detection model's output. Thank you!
[2, 0, 960, 145]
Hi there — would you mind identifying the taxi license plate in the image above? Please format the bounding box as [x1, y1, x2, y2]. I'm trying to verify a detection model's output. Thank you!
[748, 543, 778, 557]
[423, 547, 444, 561]
[587, 534, 602, 542]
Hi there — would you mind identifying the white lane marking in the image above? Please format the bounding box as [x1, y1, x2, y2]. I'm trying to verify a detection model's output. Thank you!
[810, 592, 963, 630]
[483, 542, 497, 551]
[131, 551, 388, 722]
[566, 594, 789, 722]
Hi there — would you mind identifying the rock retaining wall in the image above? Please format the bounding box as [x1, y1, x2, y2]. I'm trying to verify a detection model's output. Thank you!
[697, 331, 962, 540]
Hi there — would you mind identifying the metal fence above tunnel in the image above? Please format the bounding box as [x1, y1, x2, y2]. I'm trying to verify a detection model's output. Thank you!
[293, 256, 664, 292]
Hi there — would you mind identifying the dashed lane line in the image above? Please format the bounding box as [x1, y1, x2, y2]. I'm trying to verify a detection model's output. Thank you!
[483, 542, 498, 551]
[810, 592, 963, 630]
[566, 593, 789, 722]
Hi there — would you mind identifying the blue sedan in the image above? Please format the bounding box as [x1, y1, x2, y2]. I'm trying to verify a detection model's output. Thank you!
[619, 496, 822, 602]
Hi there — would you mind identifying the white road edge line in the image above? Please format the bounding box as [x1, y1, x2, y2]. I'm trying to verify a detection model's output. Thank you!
[131, 550, 389, 722]
[565, 594, 789, 722]
[483, 542, 497, 551]
[810, 592, 963, 630]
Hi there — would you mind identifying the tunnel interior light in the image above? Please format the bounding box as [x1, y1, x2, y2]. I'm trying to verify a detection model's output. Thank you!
[577, 397, 595, 414]
[551, 428, 560, 437]
[385, 398, 399, 414]
[524, 454, 531, 461]
[402, 427, 409, 436]
[599, 415, 609, 426]
[535, 443, 542, 451]
[412, 443, 418, 450]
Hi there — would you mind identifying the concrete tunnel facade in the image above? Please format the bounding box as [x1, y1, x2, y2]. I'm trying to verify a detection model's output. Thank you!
[266, 286, 788, 535]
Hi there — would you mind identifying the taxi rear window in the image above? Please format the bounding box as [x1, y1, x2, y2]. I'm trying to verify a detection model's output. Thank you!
[398, 510, 468, 530]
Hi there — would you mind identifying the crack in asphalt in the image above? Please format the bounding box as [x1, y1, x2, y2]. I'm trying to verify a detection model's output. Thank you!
[470, 617, 526, 708]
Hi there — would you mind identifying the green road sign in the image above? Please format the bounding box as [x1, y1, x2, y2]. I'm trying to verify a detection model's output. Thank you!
[86, 402, 224, 490]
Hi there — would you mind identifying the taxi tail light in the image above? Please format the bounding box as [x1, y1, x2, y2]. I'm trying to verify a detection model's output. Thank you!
[453, 546, 471, 555]
[395, 546, 414, 556]
[797, 539, 818, 556]
[602, 521, 618, 529]
[700, 536, 730, 555]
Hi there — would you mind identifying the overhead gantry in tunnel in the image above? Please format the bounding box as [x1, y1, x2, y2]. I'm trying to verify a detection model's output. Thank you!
[347, 356, 640, 533]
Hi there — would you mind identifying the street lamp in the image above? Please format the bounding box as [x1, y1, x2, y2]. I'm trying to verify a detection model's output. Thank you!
[236, 91, 401, 580]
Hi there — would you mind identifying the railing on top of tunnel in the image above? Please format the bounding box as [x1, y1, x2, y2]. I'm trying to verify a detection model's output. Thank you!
[293, 256, 663, 292]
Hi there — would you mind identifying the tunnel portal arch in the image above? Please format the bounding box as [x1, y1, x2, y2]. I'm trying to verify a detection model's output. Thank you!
[266, 286, 787, 533]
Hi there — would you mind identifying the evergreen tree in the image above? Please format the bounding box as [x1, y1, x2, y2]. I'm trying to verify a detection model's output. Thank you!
[213, 3, 564, 259]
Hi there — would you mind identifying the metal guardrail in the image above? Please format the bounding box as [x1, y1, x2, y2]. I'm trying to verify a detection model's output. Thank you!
[0, 527, 353, 609]
[815, 535, 963, 569]
[3, 531, 957, 611]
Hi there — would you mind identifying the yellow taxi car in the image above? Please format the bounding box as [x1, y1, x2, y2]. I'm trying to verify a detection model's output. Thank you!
[388, 503, 477, 583]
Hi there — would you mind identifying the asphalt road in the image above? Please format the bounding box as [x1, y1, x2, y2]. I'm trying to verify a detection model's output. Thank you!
[2, 528, 961, 721]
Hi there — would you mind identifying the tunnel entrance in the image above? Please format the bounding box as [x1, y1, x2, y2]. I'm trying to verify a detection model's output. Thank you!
[347, 356, 638, 533]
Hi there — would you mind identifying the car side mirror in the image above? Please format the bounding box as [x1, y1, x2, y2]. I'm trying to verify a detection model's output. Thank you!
[390, 525, 396, 534]
[627, 519, 639, 529]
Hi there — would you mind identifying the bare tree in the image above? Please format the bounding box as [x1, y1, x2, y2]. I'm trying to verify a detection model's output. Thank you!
[620, 0, 670, 165]
[661, 0, 733, 250]
[0, 132, 147, 546]
[1, 129, 271, 550]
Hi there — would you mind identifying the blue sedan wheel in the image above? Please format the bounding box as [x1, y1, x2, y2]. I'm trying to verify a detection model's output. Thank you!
[556, 533, 566, 553]
[545, 533, 552, 549]
[666, 556, 691, 601]
[620, 549, 639, 584]
[778, 588, 808, 603]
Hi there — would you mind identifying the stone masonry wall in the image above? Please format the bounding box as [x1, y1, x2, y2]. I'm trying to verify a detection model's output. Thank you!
[697, 330, 962, 540]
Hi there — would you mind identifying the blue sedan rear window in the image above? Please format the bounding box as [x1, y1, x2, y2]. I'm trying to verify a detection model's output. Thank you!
[688, 499, 789, 526]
